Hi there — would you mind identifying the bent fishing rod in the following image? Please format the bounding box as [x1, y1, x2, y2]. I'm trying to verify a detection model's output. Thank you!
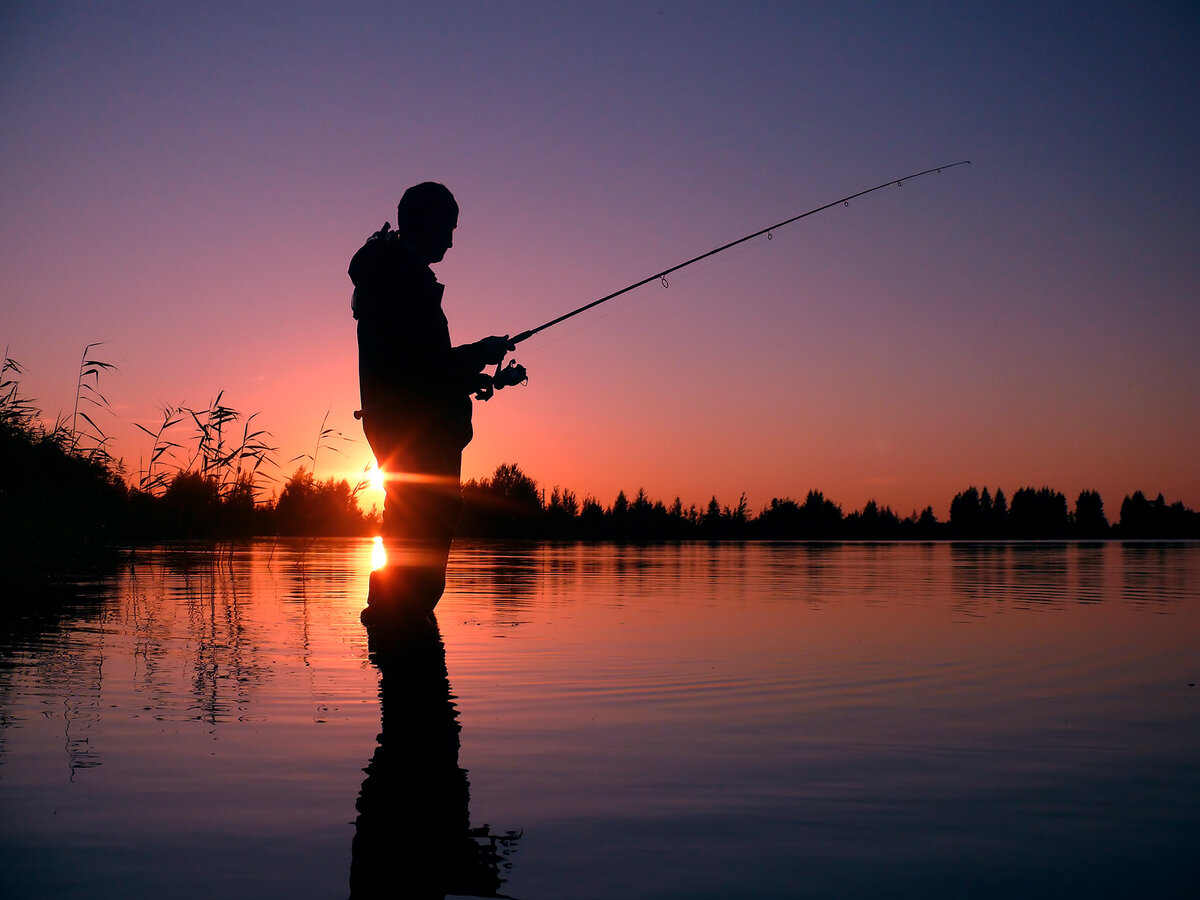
[484, 159, 971, 395]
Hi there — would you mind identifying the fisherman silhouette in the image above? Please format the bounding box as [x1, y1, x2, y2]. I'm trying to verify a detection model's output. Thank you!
[350, 182, 516, 627]
[350, 619, 519, 898]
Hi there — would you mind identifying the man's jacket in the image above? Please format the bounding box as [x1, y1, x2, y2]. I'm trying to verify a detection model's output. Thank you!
[349, 230, 490, 468]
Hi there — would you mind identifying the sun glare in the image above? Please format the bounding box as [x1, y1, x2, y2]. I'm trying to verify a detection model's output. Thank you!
[368, 465, 386, 492]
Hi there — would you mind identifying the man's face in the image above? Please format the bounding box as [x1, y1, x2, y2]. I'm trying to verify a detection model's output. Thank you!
[424, 220, 455, 264]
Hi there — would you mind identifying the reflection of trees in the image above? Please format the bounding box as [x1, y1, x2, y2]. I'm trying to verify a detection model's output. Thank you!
[446, 542, 541, 610]
[947, 543, 1162, 612]
[1072, 542, 1110, 604]
[1007, 543, 1069, 606]
[949, 543, 1011, 616]
[1120, 542, 1193, 608]
[351, 622, 519, 899]
[150, 546, 271, 725]
[956, 542, 1195, 610]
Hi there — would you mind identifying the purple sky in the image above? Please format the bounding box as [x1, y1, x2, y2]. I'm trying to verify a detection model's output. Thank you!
[3, 1, 1197, 518]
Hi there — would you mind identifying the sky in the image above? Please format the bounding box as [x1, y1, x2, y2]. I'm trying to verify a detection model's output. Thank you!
[3, 1, 1198, 519]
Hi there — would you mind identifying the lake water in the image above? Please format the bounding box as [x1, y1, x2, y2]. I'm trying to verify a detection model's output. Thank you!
[1, 540, 1198, 899]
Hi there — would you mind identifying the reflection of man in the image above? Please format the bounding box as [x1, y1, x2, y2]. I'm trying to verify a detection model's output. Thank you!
[350, 183, 514, 626]
[350, 621, 517, 898]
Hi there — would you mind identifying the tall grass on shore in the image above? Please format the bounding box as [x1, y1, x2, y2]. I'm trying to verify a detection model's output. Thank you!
[280, 409, 377, 543]
[183, 391, 277, 499]
[1, 351, 129, 583]
[68, 342, 118, 463]
[1, 348, 379, 586]
[134, 403, 185, 495]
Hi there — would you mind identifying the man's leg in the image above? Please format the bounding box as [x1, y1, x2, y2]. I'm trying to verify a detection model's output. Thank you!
[364, 454, 463, 625]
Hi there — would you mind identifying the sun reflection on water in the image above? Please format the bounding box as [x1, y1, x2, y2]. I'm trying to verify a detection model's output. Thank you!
[370, 536, 387, 570]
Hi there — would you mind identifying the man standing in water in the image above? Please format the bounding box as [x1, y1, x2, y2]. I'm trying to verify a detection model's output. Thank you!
[350, 182, 515, 627]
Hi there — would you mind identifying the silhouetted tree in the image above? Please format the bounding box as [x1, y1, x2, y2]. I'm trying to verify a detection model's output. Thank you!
[625, 488, 672, 541]
[948, 485, 1009, 537]
[699, 496, 723, 539]
[1117, 491, 1200, 539]
[609, 490, 630, 536]
[161, 471, 222, 537]
[914, 505, 941, 538]
[949, 486, 983, 537]
[1119, 490, 1154, 537]
[980, 486, 994, 519]
[755, 497, 804, 538]
[980, 486, 1004, 536]
[718, 493, 751, 540]
[578, 495, 605, 539]
[460, 463, 542, 537]
[272, 467, 375, 536]
[800, 490, 844, 539]
[845, 499, 901, 539]
[1008, 486, 1069, 538]
[1073, 489, 1109, 538]
[993, 488, 1009, 532]
[546, 485, 579, 536]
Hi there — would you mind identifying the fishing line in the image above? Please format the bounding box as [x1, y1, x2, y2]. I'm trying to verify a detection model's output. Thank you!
[514, 252, 722, 361]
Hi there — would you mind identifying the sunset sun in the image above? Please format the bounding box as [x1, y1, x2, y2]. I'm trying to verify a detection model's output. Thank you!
[368, 465, 385, 493]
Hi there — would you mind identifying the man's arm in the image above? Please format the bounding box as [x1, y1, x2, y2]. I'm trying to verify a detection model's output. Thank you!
[450, 335, 515, 380]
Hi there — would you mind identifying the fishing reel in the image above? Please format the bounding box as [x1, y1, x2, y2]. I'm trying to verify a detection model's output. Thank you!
[475, 359, 527, 401]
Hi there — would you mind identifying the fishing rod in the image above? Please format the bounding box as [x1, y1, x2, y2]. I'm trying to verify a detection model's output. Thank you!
[484, 159, 971, 396]
[515, 160, 969, 344]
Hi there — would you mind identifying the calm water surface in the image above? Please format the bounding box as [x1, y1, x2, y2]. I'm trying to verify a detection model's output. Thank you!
[1, 540, 1198, 898]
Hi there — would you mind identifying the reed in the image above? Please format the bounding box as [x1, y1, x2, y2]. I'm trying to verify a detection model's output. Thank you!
[1, 349, 130, 582]
[179, 391, 278, 502]
[1, 352, 36, 430]
[291, 408, 349, 479]
[67, 342, 117, 464]
[133, 404, 185, 495]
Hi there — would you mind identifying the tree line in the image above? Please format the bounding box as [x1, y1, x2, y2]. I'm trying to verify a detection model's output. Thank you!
[4, 349, 1198, 590]
[457, 464, 1200, 541]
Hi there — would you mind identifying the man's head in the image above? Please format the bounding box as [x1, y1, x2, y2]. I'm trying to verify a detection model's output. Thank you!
[396, 182, 458, 264]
